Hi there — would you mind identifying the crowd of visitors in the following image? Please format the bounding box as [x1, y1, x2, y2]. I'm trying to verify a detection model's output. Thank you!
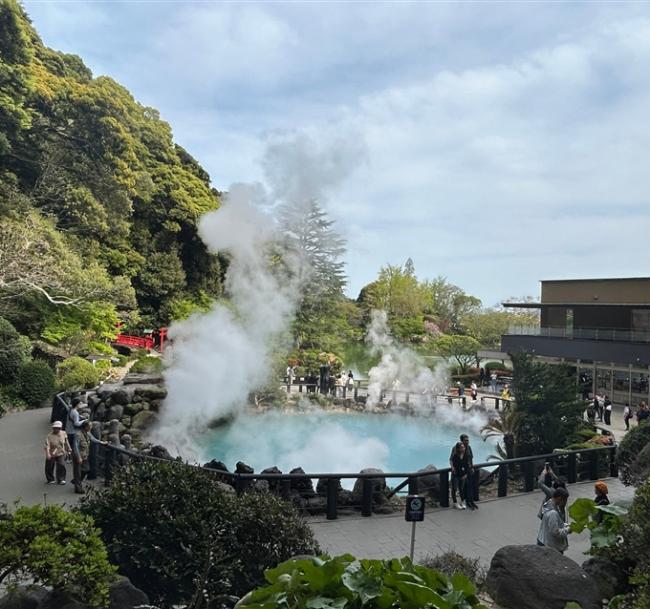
[44, 395, 106, 494]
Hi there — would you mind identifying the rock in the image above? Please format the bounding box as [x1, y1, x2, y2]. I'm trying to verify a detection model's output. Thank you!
[290, 467, 315, 498]
[121, 434, 132, 450]
[261, 466, 283, 491]
[40, 590, 88, 609]
[121, 416, 131, 428]
[0, 586, 48, 609]
[111, 389, 131, 406]
[133, 385, 167, 400]
[108, 577, 149, 609]
[416, 464, 439, 499]
[352, 468, 387, 504]
[94, 404, 106, 421]
[581, 557, 627, 600]
[338, 489, 354, 506]
[123, 373, 164, 385]
[204, 459, 230, 472]
[149, 399, 163, 412]
[107, 404, 124, 421]
[108, 419, 120, 435]
[253, 479, 270, 493]
[123, 403, 144, 417]
[87, 394, 101, 410]
[305, 496, 328, 514]
[316, 477, 342, 496]
[485, 545, 601, 609]
[236, 461, 254, 474]
[108, 433, 120, 445]
[150, 444, 173, 460]
[130, 410, 157, 432]
[216, 481, 236, 494]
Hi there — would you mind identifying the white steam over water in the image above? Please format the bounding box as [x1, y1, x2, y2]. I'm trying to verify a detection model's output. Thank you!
[365, 310, 449, 409]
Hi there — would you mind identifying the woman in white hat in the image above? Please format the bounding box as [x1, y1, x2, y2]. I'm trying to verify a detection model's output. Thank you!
[44, 421, 71, 485]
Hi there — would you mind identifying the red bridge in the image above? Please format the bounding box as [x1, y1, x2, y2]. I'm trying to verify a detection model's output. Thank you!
[114, 327, 168, 352]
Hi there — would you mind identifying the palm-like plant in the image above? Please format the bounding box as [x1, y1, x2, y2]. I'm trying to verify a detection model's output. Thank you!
[481, 405, 523, 460]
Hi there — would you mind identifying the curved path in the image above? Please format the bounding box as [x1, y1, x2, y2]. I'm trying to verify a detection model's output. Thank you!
[0, 406, 637, 568]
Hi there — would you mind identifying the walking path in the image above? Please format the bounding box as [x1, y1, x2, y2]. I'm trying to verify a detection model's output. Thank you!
[309, 477, 635, 567]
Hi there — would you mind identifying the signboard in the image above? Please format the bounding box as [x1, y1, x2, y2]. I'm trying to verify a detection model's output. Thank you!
[405, 495, 425, 522]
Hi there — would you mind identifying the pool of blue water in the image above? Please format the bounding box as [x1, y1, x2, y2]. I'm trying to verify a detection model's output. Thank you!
[201, 409, 497, 481]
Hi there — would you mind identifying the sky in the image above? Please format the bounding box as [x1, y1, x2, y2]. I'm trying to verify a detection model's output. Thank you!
[23, 0, 650, 307]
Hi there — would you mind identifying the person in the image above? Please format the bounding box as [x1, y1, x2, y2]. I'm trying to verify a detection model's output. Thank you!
[44, 421, 71, 485]
[74, 421, 107, 494]
[537, 487, 570, 554]
[450, 442, 469, 510]
[470, 381, 478, 402]
[65, 397, 87, 487]
[347, 370, 354, 390]
[335, 374, 344, 397]
[603, 396, 612, 426]
[457, 434, 478, 509]
[479, 367, 485, 387]
[457, 382, 465, 397]
[623, 404, 633, 431]
[537, 464, 566, 520]
[286, 365, 295, 391]
[586, 402, 596, 425]
[594, 480, 610, 524]
[593, 394, 604, 421]
[490, 371, 498, 394]
[501, 384, 511, 403]
[638, 402, 650, 425]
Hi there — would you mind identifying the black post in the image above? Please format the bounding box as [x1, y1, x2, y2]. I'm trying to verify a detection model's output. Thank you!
[471, 469, 480, 502]
[498, 464, 508, 497]
[609, 446, 618, 478]
[408, 476, 419, 495]
[326, 478, 338, 520]
[439, 471, 449, 508]
[235, 474, 245, 495]
[354, 384, 358, 400]
[103, 445, 115, 486]
[462, 396, 466, 408]
[495, 398, 500, 410]
[568, 453, 577, 483]
[299, 383, 303, 393]
[523, 461, 535, 492]
[342, 386, 347, 399]
[361, 478, 373, 517]
[589, 451, 599, 480]
[88, 440, 98, 480]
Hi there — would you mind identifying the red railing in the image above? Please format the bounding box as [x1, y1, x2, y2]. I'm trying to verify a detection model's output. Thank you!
[114, 334, 155, 350]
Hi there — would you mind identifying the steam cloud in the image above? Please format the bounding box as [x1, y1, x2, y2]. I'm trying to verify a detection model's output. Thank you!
[365, 310, 448, 409]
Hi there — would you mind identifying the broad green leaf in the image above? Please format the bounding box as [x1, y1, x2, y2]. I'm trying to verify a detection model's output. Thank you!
[306, 596, 348, 609]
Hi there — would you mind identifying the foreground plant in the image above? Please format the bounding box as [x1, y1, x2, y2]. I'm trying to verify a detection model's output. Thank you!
[236, 554, 487, 609]
[568, 498, 628, 552]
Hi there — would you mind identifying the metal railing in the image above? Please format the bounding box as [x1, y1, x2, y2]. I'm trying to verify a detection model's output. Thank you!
[507, 325, 650, 343]
[93, 442, 618, 521]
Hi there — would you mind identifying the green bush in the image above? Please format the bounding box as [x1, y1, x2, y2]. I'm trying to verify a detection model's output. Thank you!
[236, 554, 486, 609]
[419, 551, 487, 586]
[79, 460, 320, 608]
[0, 317, 31, 385]
[617, 422, 650, 485]
[57, 356, 100, 391]
[17, 360, 56, 408]
[130, 355, 163, 374]
[0, 504, 117, 606]
[94, 359, 112, 379]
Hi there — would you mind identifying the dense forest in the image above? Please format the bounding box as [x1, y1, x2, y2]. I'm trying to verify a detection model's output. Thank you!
[0, 0, 536, 408]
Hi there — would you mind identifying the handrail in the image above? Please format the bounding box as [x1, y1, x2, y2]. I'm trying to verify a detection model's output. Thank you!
[506, 324, 650, 344]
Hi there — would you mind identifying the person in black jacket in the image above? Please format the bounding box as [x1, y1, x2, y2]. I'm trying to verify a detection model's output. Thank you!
[450, 442, 469, 510]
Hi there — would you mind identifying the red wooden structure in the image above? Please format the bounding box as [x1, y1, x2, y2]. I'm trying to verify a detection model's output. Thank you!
[114, 326, 168, 352]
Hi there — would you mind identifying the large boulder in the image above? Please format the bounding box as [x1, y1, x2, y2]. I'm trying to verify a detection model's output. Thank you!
[123, 402, 144, 417]
[485, 545, 601, 609]
[108, 577, 149, 609]
[107, 404, 124, 421]
[261, 466, 283, 491]
[581, 557, 628, 600]
[290, 467, 315, 498]
[416, 464, 439, 499]
[0, 586, 48, 609]
[110, 389, 131, 406]
[352, 468, 387, 504]
[130, 410, 157, 432]
[133, 385, 167, 400]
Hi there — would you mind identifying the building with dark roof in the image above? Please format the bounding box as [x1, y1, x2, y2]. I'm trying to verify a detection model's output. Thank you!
[501, 277, 650, 405]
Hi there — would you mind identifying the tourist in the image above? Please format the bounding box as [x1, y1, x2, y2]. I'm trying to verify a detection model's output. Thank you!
[537, 464, 566, 520]
[586, 402, 596, 425]
[593, 394, 603, 421]
[335, 374, 344, 397]
[490, 371, 497, 394]
[44, 421, 71, 485]
[457, 382, 464, 397]
[537, 487, 571, 554]
[458, 433, 478, 509]
[347, 370, 354, 391]
[450, 442, 469, 510]
[74, 421, 107, 494]
[470, 381, 478, 402]
[65, 397, 87, 487]
[500, 384, 511, 403]
[637, 402, 650, 425]
[623, 404, 633, 430]
[603, 396, 612, 426]
[286, 365, 295, 390]
[479, 367, 485, 387]
[593, 480, 610, 524]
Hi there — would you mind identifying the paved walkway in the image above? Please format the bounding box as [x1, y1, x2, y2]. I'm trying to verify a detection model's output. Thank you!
[309, 477, 635, 567]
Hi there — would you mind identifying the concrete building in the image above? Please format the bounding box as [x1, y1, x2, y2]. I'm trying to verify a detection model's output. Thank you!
[501, 277, 650, 406]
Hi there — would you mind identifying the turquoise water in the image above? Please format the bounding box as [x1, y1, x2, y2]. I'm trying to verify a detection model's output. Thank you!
[201, 409, 497, 480]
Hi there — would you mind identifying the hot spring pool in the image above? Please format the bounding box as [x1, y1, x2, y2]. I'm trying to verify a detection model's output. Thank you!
[201, 407, 497, 480]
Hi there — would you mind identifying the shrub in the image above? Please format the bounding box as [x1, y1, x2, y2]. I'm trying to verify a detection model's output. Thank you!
[17, 360, 56, 408]
[237, 554, 486, 609]
[0, 504, 117, 606]
[79, 460, 320, 607]
[57, 356, 100, 391]
[130, 355, 163, 374]
[419, 550, 487, 586]
[617, 422, 650, 484]
[0, 317, 31, 384]
[94, 358, 112, 379]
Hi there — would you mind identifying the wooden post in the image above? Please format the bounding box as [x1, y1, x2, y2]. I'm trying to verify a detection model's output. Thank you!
[523, 461, 535, 492]
[408, 476, 419, 495]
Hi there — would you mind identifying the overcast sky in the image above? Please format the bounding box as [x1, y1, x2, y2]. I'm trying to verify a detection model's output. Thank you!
[23, 1, 650, 306]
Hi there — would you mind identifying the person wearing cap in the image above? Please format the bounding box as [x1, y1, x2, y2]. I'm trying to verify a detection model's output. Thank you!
[594, 481, 610, 524]
[537, 487, 571, 554]
[44, 421, 71, 484]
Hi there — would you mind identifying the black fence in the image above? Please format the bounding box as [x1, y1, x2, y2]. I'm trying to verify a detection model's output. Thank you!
[92, 442, 617, 521]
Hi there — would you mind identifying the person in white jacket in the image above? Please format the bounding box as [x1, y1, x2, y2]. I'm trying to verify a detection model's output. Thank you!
[537, 487, 571, 554]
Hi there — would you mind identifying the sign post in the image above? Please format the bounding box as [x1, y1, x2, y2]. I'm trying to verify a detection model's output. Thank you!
[405, 495, 425, 561]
